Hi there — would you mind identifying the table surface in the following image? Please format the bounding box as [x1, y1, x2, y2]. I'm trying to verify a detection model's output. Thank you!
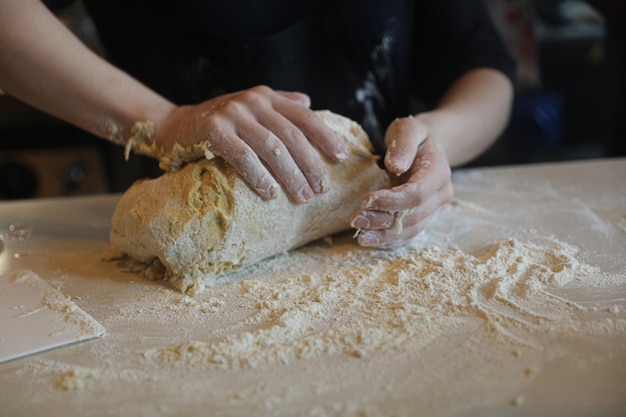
[1, 158, 625, 417]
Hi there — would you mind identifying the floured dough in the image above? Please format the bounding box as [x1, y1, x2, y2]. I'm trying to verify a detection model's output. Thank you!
[110, 111, 390, 294]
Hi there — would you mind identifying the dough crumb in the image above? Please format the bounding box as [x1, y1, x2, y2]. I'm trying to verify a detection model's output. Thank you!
[55, 369, 98, 391]
[511, 395, 525, 407]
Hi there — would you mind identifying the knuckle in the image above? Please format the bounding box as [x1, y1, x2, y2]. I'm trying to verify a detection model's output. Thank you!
[265, 133, 280, 147]
[407, 183, 425, 205]
[301, 110, 321, 126]
[265, 135, 287, 156]
[238, 89, 258, 102]
[234, 149, 262, 175]
[204, 114, 222, 131]
[216, 100, 241, 116]
[240, 85, 272, 103]
[388, 117, 405, 133]
[238, 146, 258, 163]
[251, 85, 272, 95]
[204, 117, 230, 146]
[282, 126, 306, 144]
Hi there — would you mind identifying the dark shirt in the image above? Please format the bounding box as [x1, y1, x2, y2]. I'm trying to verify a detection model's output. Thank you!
[83, 0, 515, 152]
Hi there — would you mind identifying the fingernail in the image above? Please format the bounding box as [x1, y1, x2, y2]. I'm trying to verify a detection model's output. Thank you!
[335, 151, 348, 161]
[389, 156, 409, 173]
[359, 232, 379, 246]
[363, 195, 376, 210]
[351, 215, 370, 229]
[267, 183, 279, 199]
[315, 175, 329, 193]
[298, 184, 314, 202]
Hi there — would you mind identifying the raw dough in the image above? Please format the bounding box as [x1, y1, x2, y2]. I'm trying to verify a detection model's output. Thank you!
[110, 111, 390, 294]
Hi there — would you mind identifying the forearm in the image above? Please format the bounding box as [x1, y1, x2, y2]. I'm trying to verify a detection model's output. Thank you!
[0, 0, 174, 143]
[416, 68, 514, 167]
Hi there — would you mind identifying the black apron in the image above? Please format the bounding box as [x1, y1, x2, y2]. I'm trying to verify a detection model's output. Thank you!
[83, 0, 415, 153]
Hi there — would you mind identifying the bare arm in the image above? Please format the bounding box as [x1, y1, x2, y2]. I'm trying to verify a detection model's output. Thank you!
[0, 0, 174, 142]
[413, 68, 514, 167]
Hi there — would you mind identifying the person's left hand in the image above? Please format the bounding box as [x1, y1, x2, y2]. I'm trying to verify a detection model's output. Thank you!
[350, 116, 453, 248]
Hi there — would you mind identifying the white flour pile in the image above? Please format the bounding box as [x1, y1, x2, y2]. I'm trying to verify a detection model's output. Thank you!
[142, 236, 626, 370]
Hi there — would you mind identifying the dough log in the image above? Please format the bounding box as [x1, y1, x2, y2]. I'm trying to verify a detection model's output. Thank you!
[110, 111, 390, 294]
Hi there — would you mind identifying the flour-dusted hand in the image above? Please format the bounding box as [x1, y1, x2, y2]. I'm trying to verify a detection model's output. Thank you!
[350, 116, 453, 248]
[155, 86, 349, 203]
[348, 69, 514, 248]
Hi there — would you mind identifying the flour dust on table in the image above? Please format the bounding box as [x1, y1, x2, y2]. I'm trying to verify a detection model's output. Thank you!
[140, 235, 625, 371]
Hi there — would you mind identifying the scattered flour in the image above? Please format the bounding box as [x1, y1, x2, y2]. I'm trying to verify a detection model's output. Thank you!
[6, 235, 626, 417]
[141, 237, 626, 370]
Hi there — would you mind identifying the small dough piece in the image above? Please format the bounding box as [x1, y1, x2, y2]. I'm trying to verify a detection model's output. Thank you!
[110, 111, 390, 294]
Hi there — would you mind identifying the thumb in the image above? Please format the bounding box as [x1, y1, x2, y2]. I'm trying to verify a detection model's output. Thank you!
[384, 116, 429, 176]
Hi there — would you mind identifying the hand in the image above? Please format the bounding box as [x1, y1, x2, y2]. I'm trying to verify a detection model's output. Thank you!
[350, 116, 453, 248]
[155, 85, 349, 203]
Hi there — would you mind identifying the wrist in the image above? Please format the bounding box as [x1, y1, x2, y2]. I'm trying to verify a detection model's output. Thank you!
[414, 110, 472, 167]
[93, 98, 175, 145]
[413, 111, 444, 146]
[151, 104, 190, 150]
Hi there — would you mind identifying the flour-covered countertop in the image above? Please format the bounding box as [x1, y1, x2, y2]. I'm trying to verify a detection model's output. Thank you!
[1, 158, 625, 417]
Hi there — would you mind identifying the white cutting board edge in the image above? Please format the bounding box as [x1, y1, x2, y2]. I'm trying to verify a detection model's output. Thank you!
[0, 270, 105, 363]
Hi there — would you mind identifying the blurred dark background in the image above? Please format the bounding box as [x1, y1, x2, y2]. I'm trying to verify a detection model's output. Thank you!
[473, 0, 625, 166]
[0, 0, 624, 200]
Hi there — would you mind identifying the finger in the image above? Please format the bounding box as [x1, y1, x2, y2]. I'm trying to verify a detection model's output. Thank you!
[356, 183, 452, 248]
[273, 98, 349, 162]
[384, 117, 429, 175]
[357, 213, 434, 248]
[350, 210, 396, 230]
[257, 110, 329, 193]
[350, 208, 423, 231]
[351, 179, 453, 230]
[234, 116, 315, 203]
[362, 138, 451, 212]
[276, 91, 311, 108]
[205, 121, 280, 200]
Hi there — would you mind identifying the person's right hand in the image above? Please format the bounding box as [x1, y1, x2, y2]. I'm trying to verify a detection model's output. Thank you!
[155, 85, 349, 203]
